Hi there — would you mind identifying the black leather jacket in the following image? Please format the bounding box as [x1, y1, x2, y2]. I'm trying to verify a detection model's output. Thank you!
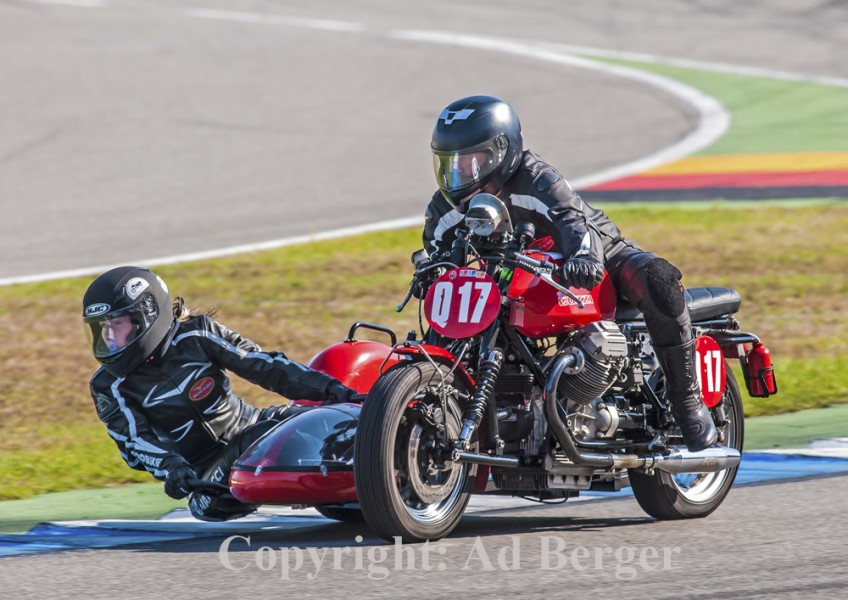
[423, 150, 643, 264]
[89, 315, 341, 481]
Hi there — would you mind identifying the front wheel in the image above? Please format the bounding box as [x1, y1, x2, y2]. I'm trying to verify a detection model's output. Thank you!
[355, 362, 477, 543]
[629, 365, 744, 520]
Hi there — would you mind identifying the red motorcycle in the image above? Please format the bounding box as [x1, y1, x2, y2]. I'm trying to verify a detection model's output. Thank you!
[352, 194, 777, 542]
[223, 193, 777, 541]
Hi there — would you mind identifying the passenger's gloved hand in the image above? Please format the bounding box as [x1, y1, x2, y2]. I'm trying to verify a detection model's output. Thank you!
[560, 257, 604, 290]
[324, 381, 363, 405]
[260, 404, 312, 421]
[164, 465, 197, 500]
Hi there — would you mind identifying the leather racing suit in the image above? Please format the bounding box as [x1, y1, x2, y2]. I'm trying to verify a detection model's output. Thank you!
[422, 150, 691, 348]
[89, 315, 346, 520]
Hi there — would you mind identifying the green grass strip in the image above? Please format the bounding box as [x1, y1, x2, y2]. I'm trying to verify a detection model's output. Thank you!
[594, 59, 848, 155]
[0, 484, 183, 535]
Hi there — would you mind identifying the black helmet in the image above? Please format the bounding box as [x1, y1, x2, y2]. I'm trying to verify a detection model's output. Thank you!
[431, 95, 523, 206]
[82, 266, 175, 378]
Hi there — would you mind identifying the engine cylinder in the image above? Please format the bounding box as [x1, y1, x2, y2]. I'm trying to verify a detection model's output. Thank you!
[558, 354, 618, 405]
[556, 321, 628, 405]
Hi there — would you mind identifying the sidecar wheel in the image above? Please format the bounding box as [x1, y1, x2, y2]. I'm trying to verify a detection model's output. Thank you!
[630, 365, 745, 520]
[315, 504, 364, 523]
[355, 363, 476, 543]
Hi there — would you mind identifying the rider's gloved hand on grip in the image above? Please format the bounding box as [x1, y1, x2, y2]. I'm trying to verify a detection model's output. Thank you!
[411, 266, 445, 299]
[164, 465, 197, 500]
[560, 257, 604, 290]
[324, 381, 361, 405]
[411, 274, 429, 300]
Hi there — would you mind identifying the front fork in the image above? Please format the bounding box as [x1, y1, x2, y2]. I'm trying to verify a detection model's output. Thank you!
[455, 347, 504, 454]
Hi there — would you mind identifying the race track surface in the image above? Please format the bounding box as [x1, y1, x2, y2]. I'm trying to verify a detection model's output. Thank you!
[1, 1, 845, 597]
[4, 474, 848, 598]
[5, 0, 844, 280]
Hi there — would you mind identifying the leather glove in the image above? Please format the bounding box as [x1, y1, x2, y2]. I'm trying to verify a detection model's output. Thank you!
[260, 404, 312, 421]
[560, 257, 604, 290]
[324, 381, 363, 405]
[164, 464, 197, 500]
[411, 275, 429, 300]
[411, 266, 445, 300]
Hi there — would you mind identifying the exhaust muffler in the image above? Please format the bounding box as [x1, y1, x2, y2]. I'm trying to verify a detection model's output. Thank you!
[647, 446, 741, 474]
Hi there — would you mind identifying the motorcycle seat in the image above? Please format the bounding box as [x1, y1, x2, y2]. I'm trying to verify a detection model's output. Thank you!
[615, 287, 742, 323]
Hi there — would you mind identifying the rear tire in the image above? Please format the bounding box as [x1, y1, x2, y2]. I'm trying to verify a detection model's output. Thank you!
[629, 364, 744, 520]
[355, 362, 476, 542]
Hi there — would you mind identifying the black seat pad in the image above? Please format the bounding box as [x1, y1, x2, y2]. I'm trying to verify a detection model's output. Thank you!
[616, 287, 742, 322]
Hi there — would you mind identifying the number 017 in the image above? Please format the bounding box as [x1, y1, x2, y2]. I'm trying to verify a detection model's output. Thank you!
[431, 280, 494, 325]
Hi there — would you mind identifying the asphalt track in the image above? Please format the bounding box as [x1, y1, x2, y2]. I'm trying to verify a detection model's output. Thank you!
[4, 472, 848, 598]
[5, 0, 846, 282]
[2, 0, 846, 597]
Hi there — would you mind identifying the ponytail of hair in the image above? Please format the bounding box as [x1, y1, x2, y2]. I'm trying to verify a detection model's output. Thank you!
[172, 296, 218, 322]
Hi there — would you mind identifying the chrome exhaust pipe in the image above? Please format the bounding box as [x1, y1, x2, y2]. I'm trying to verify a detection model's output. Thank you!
[451, 451, 521, 468]
[544, 352, 741, 474]
[648, 446, 741, 474]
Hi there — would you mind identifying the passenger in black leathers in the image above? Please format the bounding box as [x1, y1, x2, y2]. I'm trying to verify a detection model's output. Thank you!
[84, 266, 358, 521]
[422, 95, 717, 452]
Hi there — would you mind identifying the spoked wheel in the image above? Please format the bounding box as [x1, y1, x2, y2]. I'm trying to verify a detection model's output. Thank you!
[355, 363, 477, 543]
[630, 364, 745, 519]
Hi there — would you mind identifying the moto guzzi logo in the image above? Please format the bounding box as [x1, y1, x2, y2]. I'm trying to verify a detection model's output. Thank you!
[557, 294, 594, 307]
[189, 377, 215, 401]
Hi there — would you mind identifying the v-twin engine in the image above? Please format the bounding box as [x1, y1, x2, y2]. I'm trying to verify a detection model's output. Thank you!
[557, 321, 629, 405]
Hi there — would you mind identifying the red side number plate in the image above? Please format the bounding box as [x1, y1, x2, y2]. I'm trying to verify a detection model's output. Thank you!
[424, 268, 501, 339]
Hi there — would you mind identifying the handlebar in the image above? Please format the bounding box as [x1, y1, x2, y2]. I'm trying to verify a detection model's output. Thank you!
[498, 253, 586, 309]
[396, 262, 456, 313]
[397, 252, 585, 311]
[507, 252, 551, 276]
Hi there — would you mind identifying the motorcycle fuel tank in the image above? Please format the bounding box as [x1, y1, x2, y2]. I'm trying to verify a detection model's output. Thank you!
[229, 404, 359, 505]
[507, 250, 617, 338]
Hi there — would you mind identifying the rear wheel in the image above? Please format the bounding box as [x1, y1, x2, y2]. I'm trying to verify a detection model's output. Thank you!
[629, 364, 744, 519]
[355, 363, 476, 542]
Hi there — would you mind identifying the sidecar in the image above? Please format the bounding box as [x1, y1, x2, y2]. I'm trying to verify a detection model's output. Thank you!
[228, 323, 399, 507]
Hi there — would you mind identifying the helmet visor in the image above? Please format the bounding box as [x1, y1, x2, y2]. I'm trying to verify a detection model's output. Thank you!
[432, 136, 507, 194]
[84, 293, 160, 360]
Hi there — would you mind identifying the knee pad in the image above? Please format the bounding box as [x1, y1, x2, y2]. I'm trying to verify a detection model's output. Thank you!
[642, 258, 685, 319]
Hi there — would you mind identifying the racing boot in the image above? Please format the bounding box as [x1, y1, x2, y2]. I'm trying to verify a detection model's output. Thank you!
[654, 340, 718, 452]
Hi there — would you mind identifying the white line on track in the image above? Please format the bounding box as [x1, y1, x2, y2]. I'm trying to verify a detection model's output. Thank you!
[391, 30, 730, 190]
[27, 0, 104, 6]
[538, 42, 848, 89]
[0, 217, 423, 287]
[183, 8, 364, 33]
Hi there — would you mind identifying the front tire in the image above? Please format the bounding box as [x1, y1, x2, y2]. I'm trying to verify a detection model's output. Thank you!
[629, 365, 744, 519]
[355, 363, 477, 542]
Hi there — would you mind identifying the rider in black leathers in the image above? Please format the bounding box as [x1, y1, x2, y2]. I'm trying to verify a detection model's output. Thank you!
[422, 95, 717, 453]
[84, 266, 358, 521]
